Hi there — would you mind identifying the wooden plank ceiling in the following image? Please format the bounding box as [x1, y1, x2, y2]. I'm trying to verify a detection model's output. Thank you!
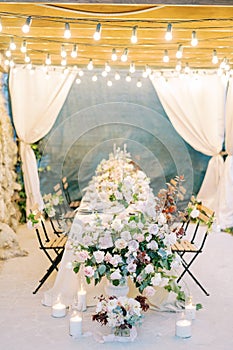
[1, 2, 233, 73]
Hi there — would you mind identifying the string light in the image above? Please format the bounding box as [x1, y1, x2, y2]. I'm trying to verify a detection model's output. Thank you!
[105, 62, 111, 72]
[176, 61, 182, 72]
[5, 48, 11, 58]
[220, 57, 227, 69]
[9, 59, 15, 68]
[27, 62, 32, 70]
[64, 23, 71, 39]
[102, 70, 108, 77]
[4, 58, 9, 66]
[126, 73, 131, 82]
[107, 79, 112, 87]
[93, 23, 101, 41]
[10, 38, 16, 51]
[131, 26, 138, 44]
[191, 31, 198, 47]
[176, 44, 183, 59]
[61, 44, 67, 58]
[111, 48, 117, 61]
[76, 78, 81, 84]
[212, 49, 218, 64]
[121, 48, 128, 62]
[129, 62, 135, 73]
[24, 54, 30, 63]
[165, 23, 172, 41]
[20, 40, 27, 53]
[22, 16, 32, 34]
[114, 72, 120, 80]
[184, 62, 190, 74]
[0, 17, 2, 32]
[163, 49, 169, 63]
[61, 58, 67, 66]
[87, 58, 93, 70]
[92, 74, 98, 82]
[136, 79, 142, 88]
[225, 59, 230, 71]
[30, 67, 35, 75]
[71, 44, 78, 58]
[142, 70, 148, 78]
[64, 67, 69, 74]
[45, 71, 50, 80]
[78, 69, 84, 77]
[45, 53, 51, 65]
[145, 64, 151, 76]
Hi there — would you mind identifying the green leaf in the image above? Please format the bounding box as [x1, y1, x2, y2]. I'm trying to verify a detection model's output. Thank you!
[196, 303, 203, 310]
[73, 264, 80, 274]
[112, 279, 120, 286]
[98, 265, 106, 275]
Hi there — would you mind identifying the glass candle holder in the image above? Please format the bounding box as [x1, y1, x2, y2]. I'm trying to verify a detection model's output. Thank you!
[51, 296, 67, 318]
[175, 312, 192, 338]
[185, 295, 196, 320]
[69, 310, 82, 337]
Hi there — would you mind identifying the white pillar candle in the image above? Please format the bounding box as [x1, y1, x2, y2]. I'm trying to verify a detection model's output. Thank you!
[77, 290, 87, 311]
[185, 303, 196, 320]
[175, 319, 192, 338]
[52, 302, 66, 318]
[69, 314, 82, 337]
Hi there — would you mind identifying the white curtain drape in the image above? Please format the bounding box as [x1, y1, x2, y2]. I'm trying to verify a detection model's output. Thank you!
[151, 75, 225, 214]
[9, 66, 76, 210]
[218, 81, 233, 228]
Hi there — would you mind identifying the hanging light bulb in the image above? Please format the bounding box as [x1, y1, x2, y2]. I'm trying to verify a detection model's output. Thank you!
[4, 58, 9, 66]
[225, 59, 230, 71]
[212, 49, 218, 64]
[22, 16, 32, 34]
[10, 38, 16, 51]
[107, 79, 112, 87]
[111, 48, 117, 61]
[93, 23, 101, 41]
[176, 61, 182, 72]
[64, 67, 69, 74]
[145, 64, 151, 76]
[78, 69, 84, 77]
[71, 44, 78, 58]
[163, 49, 169, 63]
[27, 62, 32, 70]
[165, 23, 172, 41]
[191, 31, 198, 47]
[131, 26, 138, 44]
[45, 53, 51, 65]
[136, 79, 142, 88]
[105, 62, 111, 72]
[92, 74, 98, 82]
[126, 73, 131, 82]
[184, 63, 190, 74]
[24, 54, 30, 63]
[220, 57, 227, 70]
[20, 40, 27, 53]
[102, 70, 107, 77]
[142, 70, 148, 78]
[9, 59, 15, 68]
[76, 78, 81, 84]
[176, 44, 183, 59]
[114, 71, 120, 80]
[64, 22, 71, 39]
[121, 48, 128, 62]
[61, 58, 67, 66]
[30, 67, 35, 75]
[61, 44, 67, 58]
[87, 59, 93, 70]
[5, 48, 11, 58]
[0, 17, 2, 32]
[129, 62, 135, 73]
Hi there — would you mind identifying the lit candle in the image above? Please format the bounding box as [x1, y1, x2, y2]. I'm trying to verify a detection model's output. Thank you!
[77, 289, 87, 311]
[175, 319, 192, 338]
[185, 296, 196, 320]
[69, 313, 82, 337]
[51, 302, 66, 318]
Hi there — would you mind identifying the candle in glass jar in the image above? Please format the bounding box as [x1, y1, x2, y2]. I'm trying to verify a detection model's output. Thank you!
[77, 289, 87, 311]
[175, 319, 192, 338]
[185, 303, 196, 320]
[69, 313, 82, 337]
[51, 302, 66, 318]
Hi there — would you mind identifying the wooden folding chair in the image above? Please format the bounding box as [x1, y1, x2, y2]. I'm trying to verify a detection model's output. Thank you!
[171, 204, 214, 296]
[32, 209, 68, 294]
[61, 177, 81, 209]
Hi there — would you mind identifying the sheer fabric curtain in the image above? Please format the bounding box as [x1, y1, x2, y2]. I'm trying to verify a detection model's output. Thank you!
[218, 81, 233, 228]
[9, 66, 76, 209]
[151, 75, 225, 214]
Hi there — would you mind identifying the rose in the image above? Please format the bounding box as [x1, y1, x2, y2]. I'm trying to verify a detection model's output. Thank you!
[163, 231, 177, 246]
[111, 218, 123, 231]
[83, 266, 95, 277]
[120, 230, 131, 241]
[148, 224, 159, 235]
[75, 250, 90, 262]
[110, 269, 122, 280]
[115, 238, 127, 250]
[127, 262, 137, 273]
[144, 286, 155, 297]
[147, 240, 158, 250]
[158, 213, 167, 225]
[128, 240, 139, 252]
[151, 273, 162, 286]
[109, 254, 122, 267]
[93, 251, 105, 263]
[145, 264, 154, 274]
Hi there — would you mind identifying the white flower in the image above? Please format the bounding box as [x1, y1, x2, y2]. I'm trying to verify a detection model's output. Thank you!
[128, 240, 139, 252]
[93, 251, 105, 263]
[160, 277, 169, 287]
[120, 230, 131, 241]
[127, 262, 137, 273]
[148, 224, 159, 235]
[190, 208, 200, 219]
[83, 266, 95, 277]
[145, 264, 154, 274]
[144, 286, 155, 297]
[158, 213, 167, 225]
[163, 231, 177, 246]
[171, 253, 182, 269]
[75, 250, 90, 262]
[115, 238, 127, 250]
[111, 218, 123, 231]
[110, 269, 122, 280]
[107, 298, 118, 311]
[151, 273, 162, 286]
[146, 234, 152, 242]
[98, 234, 113, 249]
[110, 254, 122, 267]
[147, 240, 158, 250]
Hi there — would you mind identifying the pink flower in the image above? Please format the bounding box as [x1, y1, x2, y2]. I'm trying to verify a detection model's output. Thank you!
[128, 240, 139, 252]
[93, 251, 105, 263]
[134, 233, 144, 242]
[110, 254, 122, 267]
[144, 286, 155, 297]
[127, 262, 137, 273]
[75, 250, 90, 262]
[83, 266, 95, 277]
[115, 238, 127, 250]
[104, 252, 112, 263]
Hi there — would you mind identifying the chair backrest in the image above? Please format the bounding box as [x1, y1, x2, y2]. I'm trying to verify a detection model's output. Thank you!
[190, 204, 214, 248]
[61, 177, 71, 204]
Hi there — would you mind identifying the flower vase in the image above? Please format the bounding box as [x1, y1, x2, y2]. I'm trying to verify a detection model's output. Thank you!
[105, 281, 129, 298]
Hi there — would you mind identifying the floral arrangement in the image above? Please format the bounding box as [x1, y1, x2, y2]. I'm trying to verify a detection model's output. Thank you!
[92, 295, 149, 330]
[73, 146, 188, 301]
[43, 192, 64, 218]
[185, 196, 215, 230]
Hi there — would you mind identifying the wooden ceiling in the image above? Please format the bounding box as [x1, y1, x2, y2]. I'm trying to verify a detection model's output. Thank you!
[1, 2, 233, 72]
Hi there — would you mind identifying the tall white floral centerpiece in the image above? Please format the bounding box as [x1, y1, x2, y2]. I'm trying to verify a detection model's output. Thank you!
[72, 145, 186, 301]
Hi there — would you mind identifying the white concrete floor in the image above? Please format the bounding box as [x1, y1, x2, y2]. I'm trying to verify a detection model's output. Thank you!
[0, 224, 233, 350]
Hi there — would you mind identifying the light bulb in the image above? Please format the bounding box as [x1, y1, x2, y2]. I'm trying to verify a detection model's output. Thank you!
[9, 59, 14, 68]
[142, 70, 148, 78]
[93, 23, 101, 41]
[163, 50, 169, 63]
[126, 74, 131, 82]
[92, 74, 98, 82]
[87, 59, 93, 70]
[45, 53, 51, 65]
[24, 54, 30, 63]
[111, 48, 117, 61]
[27, 62, 32, 70]
[220, 58, 226, 69]
[212, 50, 218, 64]
[184, 63, 190, 74]
[5, 49, 11, 58]
[115, 72, 120, 80]
[76, 78, 81, 84]
[10, 38, 16, 51]
[121, 48, 128, 62]
[136, 80, 142, 88]
[78, 69, 84, 77]
[176, 45, 183, 59]
[165, 23, 172, 41]
[105, 62, 111, 72]
[64, 23, 71, 39]
[176, 61, 182, 72]
[22, 16, 32, 34]
[191, 31, 198, 47]
[61, 45, 67, 58]
[61, 58, 67, 66]
[145, 64, 151, 75]
[21, 40, 27, 53]
[129, 62, 135, 73]
[107, 80, 112, 87]
[71, 44, 78, 58]
[4, 59, 9, 66]
[102, 70, 107, 77]
[131, 26, 137, 44]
